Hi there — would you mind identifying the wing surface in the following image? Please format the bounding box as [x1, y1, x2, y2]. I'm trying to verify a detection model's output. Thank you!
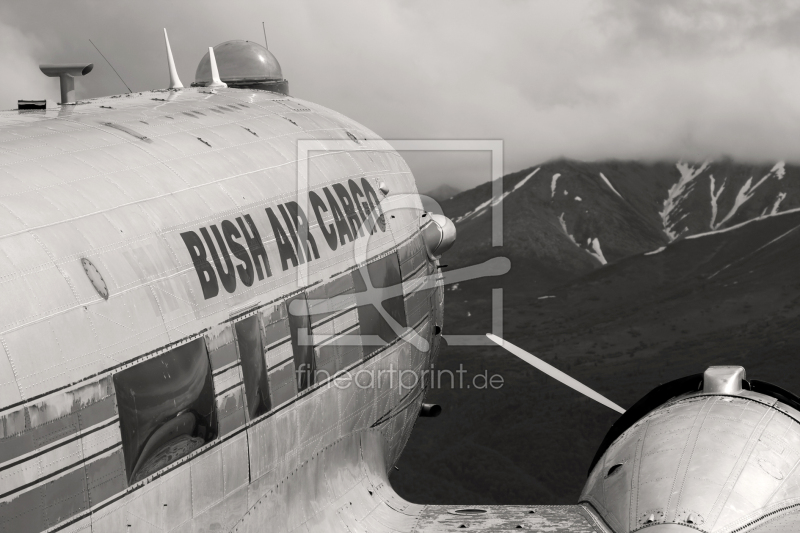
[232, 429, 612, 533]
[411, 505, 610, 532]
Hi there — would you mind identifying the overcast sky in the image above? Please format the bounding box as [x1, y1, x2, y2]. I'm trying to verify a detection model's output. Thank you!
[2, 0, 800, 191]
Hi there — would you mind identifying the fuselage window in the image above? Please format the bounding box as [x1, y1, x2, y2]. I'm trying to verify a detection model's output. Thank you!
[235, 315, 272, 420]
[352, 252, 407, 356]
[113, 338, 217, 484]
[207, 324, 247, 437]
[286, 293, 315, 391]
[399, 235, 434, 328]
[305, 273, 362, 380]
[260, 301, 298, 404]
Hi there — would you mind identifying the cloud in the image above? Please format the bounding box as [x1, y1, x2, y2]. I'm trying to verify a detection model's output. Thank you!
[0, 20, 57, 108]
[601, 0, 800, 53]
[1, 1, 800, 191]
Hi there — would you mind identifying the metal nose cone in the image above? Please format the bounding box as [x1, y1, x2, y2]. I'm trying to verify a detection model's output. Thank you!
[422, 213, 456, 259]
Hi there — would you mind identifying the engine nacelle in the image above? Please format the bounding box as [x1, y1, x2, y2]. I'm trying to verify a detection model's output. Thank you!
[582, 366, 800, 532]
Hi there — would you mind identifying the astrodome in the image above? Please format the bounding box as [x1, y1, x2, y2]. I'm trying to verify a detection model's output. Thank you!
[193, 40, 288, 94]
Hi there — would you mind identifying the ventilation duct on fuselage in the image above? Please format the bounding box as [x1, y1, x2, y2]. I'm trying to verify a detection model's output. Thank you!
[39, 63, 94, 104]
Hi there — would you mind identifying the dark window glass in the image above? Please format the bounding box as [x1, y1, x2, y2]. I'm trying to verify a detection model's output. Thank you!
[206, 326, 238, 371]
[235, 315, 271, 420]
[262, 303, 291, 347]
[353, 252, 407, 356]
[262, 304, 296, 405]
[287, 293, 315, 391]
[114, 338, 217, 484]
[305, 273, 362, 380]
[268, 360, 297, 406]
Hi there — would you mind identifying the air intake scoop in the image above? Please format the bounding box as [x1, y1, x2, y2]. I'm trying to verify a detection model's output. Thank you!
[703, 366, 745, 394]
[39, 63, 94, 104]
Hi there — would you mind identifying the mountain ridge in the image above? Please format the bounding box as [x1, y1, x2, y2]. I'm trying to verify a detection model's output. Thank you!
[437, 158, 800, 292]
[391, 158, 800, 506]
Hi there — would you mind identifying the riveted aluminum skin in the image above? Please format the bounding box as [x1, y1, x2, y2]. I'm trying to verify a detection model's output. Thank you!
[0, 87, 446, 532]
[421, 213, 456, 259]
[582, 383, 800, 532]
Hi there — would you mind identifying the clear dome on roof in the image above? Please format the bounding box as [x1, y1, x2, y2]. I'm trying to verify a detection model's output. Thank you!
[194, 40, 283, 84]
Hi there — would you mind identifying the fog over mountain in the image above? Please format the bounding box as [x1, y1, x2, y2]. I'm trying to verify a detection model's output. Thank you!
[3, 1, 800, 190]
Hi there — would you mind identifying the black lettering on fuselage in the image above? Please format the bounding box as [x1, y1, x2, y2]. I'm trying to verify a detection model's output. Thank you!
[266, 207, 299, 271]
[180, 231, 219, 300]
[332, 183, 365, 239]
[348, 179, 371, 233]
[200, 226, 237, 294]
[323, 187, 353, 245]
[278, 204, 306, 265]
[284, 201, 320, 261]
[237, 215, 272, 280]
[361, 178, 386, 233]
[310, 191, 337, 251]
[221, 219, 254, 287]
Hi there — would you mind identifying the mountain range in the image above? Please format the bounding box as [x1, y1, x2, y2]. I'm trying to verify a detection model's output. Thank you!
[390, 159, 800, 505]
[423, 183, 462, 202]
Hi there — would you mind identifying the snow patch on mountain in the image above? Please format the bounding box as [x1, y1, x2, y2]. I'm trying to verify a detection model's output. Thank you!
[456, 197, 492, 223]
[714, 169, 774, 228]
[772, 161, 786, 180]
[660, 160, 710, 241]
[687, 205, 800, 240]
[551, 173, 561, 198]
[709, 175, 726, 229]
[575, 196, 582, 202]
[455, 168, 540, 223]
[587, 238, 607, 265]
[514, 168, 539, 191]
[559, 213, 607, 265]
[645, 246, 666, 256]
[558, 212, 575, 243]
[768, 192, 787, 216]
[598, 172, 623, 199]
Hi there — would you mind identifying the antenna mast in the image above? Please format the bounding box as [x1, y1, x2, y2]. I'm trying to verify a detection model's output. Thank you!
[89, 39, 132, 94]
[262, 22, 268, 49]
[163, 29, 184, 89]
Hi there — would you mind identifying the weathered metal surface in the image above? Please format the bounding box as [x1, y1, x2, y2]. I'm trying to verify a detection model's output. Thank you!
[582, 387, 800, 532]
[0, 86, 440, 532]
[231, 428, 607, 533]
[412, 505, 609, 532]
[7, 81, 796, 533]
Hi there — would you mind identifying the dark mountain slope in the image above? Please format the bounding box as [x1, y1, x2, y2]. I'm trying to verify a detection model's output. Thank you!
[439, 159, 800, 292]
[391, 162, 800, 506]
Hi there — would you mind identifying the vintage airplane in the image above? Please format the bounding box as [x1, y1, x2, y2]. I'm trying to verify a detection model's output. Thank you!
[1, 29, 799, 533]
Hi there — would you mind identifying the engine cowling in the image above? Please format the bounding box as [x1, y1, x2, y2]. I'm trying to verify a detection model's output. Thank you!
[581, 366, 800, 532]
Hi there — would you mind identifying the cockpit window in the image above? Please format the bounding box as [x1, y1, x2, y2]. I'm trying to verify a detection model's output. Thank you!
[114, 338, 217, 484]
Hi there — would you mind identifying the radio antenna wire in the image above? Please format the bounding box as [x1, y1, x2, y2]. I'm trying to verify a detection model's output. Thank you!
[89, 38, 133, 94]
